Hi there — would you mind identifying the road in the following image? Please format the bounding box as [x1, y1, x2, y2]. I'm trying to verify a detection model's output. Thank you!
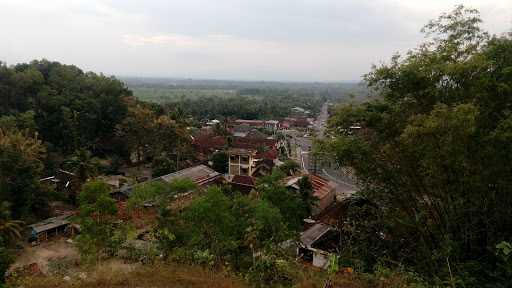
[291, 102, 358, 198]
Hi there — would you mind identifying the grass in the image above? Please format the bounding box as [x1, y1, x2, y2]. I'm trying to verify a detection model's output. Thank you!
[14, 262, 246, 288]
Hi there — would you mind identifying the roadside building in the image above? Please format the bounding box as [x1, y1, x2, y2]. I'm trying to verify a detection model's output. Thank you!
[112, 164, 223, 200]
[297, 223, 340, 268]
[228, 146, 278, 177]
[234, 119, 279, 131]
[228, 148, 257, 176]
[27, 215, 74, 244]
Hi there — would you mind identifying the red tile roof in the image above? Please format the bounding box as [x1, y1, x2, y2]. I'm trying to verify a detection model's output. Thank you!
[192, 135, 226, 154]
[255, 148, 278, 160]
[309, 174, 337, 199]
[231, 175, 255, 187]
[284, 174, 336, 200]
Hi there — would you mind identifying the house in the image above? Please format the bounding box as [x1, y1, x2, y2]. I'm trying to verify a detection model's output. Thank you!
[234, 119, 279, 131]
[251, 158, 275, 178]
[232, 124, 253, 137]
[228, 148, 257, 176]
[158, 164, 222, 187]
[112, 164, 223, 200]
[282, 117, 311, 129]
[297, 223, 340, 268]
[192, 134, 227, 161]
[228, 146, 278, 177]
[285, 174, 337, 215]
[27, 215, 74, 244]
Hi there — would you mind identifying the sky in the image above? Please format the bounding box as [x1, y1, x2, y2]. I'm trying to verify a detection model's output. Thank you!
[0, 0, 511, 82]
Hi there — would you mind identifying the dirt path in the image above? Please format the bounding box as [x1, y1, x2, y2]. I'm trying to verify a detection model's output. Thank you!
[12, 238, 79, 274]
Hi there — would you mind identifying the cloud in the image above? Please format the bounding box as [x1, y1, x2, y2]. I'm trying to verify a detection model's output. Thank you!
[0, 0, 511, 81]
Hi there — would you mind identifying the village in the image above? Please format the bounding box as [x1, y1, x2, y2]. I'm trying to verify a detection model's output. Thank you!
[9, 103, 359, 279]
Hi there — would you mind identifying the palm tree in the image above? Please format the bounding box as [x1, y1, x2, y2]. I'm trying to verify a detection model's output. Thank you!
[65, 148, 98, 183]
[0, 202, 24, 242]
[65, 148, 99, 205]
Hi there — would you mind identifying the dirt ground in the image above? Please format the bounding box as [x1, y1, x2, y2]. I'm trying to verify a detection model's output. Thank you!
[11, 238, 79, 274]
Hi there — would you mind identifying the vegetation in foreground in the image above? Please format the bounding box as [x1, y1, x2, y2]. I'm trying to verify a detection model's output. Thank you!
[319, 5, 512, 287]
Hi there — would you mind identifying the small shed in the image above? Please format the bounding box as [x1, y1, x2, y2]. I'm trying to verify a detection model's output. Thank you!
[297, 223, 339, 268]
[27, 215, 72, 244]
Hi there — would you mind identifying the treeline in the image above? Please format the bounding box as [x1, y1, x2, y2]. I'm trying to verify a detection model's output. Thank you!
[169, 90, 325, 121]
[124, 77, 369, 121]
[0, 60, 130, 155]
[320, 6, 512, 286]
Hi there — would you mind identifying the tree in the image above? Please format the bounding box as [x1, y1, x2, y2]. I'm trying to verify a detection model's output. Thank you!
[151, 155, 177, 178]
[0, 202, 24, 243]
[115, 101, 157, 164]
[297, 176, 317, 216]
[322, 5, 512, 285]
[181, 187, 236, 259]
[158, 185, 290, 271]
[0, 202, 20, 285]
[0, 128, 46, 219]
[65, 149, 99, 183]
[77, 181, 118, 264]
[211, 152, 228, 174]
[0, 236, 13, 285]
[278, 160, 300, 176]
[257, 169, 307, 231]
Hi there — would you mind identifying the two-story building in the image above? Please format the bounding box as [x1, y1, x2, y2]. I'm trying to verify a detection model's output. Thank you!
[228, 148, 257, 176]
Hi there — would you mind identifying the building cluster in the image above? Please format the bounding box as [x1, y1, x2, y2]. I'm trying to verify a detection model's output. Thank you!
[28, 114, 351, 271]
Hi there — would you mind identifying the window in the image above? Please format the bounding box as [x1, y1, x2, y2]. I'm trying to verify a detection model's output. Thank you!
[240, 167, 249, 175]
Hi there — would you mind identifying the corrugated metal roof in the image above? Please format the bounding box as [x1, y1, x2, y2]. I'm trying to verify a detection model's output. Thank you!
[28, 215, 70, 234]
[117, 165, 222, 198]
[300, 223, 332, 248]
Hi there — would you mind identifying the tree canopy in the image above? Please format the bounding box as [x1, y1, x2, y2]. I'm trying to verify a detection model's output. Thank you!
[323, 5, 512, 286]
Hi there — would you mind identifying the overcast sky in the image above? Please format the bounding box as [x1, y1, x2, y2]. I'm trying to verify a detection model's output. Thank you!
[1, 0, 511, 81]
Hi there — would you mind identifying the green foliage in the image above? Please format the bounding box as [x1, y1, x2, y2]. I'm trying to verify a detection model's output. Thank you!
[128, 179, 196, 210]
[211, 151, 229, 174]
[151, 155, 177, 177]
[298, 176, 317, 216]
[493, 241, 512, 287]
[0, 202, 24, 243]
[65, 149, 99, 183]
[181, 187, 237, 258]
[323, 5, 512, 286]
[130, 85, 346, 121]
[278, 159, 300, 176]
[0, 111, 37, 133]
[0, 128, 46, 219]
[0, 60, 130, 153]
[246, 256, 294, 287]
[158, 185, 291, 273]
[0, 237, 13, 285]
[77, 181, 118, 265]
[257, 169, 308, 231]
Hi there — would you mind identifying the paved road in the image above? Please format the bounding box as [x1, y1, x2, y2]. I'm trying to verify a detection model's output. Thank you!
[292, 102, 358, 197]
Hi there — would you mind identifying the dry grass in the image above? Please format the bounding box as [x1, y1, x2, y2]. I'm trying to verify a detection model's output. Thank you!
[15, 262, 246, 288]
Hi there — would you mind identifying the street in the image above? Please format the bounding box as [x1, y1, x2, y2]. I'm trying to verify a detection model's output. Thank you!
[289, 102, 358, 198]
